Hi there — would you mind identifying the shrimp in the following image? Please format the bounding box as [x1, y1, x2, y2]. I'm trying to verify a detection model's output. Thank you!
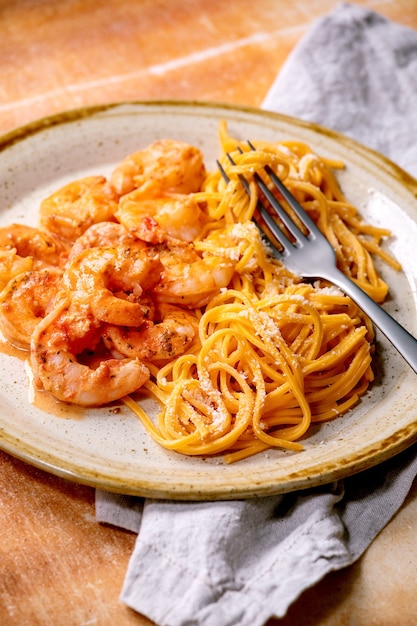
[39, 176, 118, 243]
[67, 221, 140, 262]
[152, 242, 235, 308]
[0, 268, 62, 349]
[110, 139, 206, 197]
[115, 191, 205, 243]
[103, 303, 199, 362]
[63, 244, 163, 326]
[30, 297, 150, 406]
[0, 249, 33, 292]
[0, 224, 67, 268]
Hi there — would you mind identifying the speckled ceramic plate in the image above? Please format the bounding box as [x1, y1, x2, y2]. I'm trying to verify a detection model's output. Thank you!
[0, 101, 416, 500]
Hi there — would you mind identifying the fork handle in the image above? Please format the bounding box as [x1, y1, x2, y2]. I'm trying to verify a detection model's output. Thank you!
[327, 268, 417, 374]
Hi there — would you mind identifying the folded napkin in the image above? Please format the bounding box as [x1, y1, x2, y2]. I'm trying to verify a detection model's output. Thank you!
[96, 4, 417, 625]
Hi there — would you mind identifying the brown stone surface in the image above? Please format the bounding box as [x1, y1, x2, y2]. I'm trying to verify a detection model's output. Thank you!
[1, 1, 417, 624]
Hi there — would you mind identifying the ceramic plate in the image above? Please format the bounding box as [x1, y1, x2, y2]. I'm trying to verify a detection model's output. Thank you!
[0, 101, 416, 500]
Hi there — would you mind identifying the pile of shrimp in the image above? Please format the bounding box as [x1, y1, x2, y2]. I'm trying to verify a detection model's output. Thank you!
[0, 139, 236, 406]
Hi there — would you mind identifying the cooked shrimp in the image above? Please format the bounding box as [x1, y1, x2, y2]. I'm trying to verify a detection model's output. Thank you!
[0, 224, 67, 268]
[0, 268, 63, 349]
[103, 303, 199, 362]
[63, 244, 163, 326]
[115, 191, 205, 243]
[110, 139, 206, 196]
[30, 297, 150, 406]
[67, 221, 140, 262]
[0, 249, 33, 292]
[152, 242, 235, 307]
[39, 176, 118, 242]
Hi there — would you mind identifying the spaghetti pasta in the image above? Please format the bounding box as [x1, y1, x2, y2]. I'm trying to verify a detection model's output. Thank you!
[124, 122, 397, 462]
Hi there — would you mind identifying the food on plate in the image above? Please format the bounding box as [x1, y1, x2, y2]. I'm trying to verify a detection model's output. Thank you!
[115, 190, 205, 243]
[0, 130, 401, 461]
[39, 175, 118, 242]
[0, 267, 63, 349]
[110, 138, 206, 196]
[30, 292, 150, 406]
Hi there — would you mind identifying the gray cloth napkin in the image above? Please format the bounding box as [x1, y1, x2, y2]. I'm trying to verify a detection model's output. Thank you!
[96, 4, 417, 625]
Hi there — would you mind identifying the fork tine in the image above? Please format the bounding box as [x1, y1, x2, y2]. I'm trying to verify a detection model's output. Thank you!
[238, 142, 307, 248]
[216, 158, 230, 184]
[256, 205, 292, 256]
[217, 155, 288, 257]
[231, 141, 310, 247]
[247, 140, 320, 241]
[252, 169, 307, 245]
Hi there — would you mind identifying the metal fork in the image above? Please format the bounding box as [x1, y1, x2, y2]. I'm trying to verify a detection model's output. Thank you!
[217, 143, 417, 373]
